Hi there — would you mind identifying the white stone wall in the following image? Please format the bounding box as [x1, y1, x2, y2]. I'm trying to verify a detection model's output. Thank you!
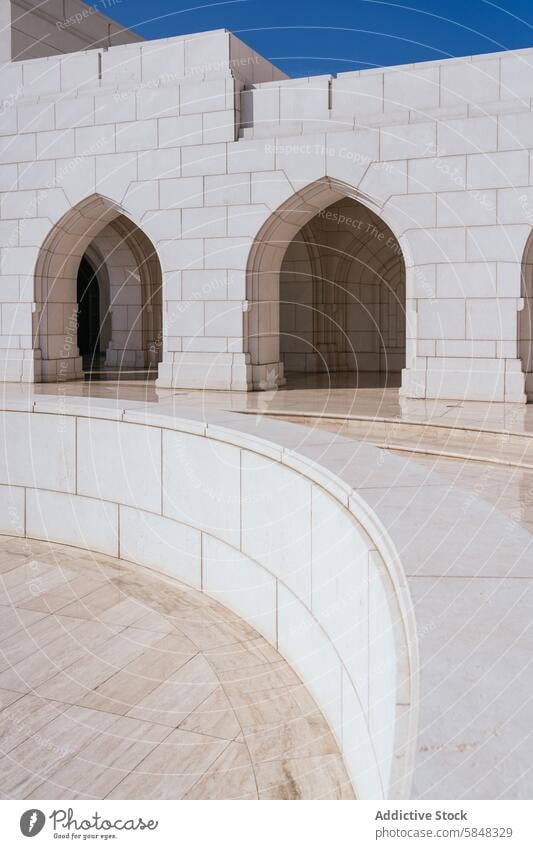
[0, 399, 417, 800]
[4, 0, 142, 62]
[1, 30, 533, 400]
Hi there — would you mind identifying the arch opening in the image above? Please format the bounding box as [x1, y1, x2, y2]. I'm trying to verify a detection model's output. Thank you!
[520, 232, 533, 401]
[34, 195, 163, 383]
[246, 179, 406, 391]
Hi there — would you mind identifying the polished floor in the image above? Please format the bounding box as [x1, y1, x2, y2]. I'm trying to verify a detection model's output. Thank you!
[0, 537, 353, 800]
[5, 375, 533, 537]
[7, 372, 533, 435]
[389, 452, 533, 536]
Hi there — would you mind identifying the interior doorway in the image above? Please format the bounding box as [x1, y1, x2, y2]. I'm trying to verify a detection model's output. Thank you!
[35, 194, 163, 383]
[246, 179, 406, 392]
[76, 256, 101, 370]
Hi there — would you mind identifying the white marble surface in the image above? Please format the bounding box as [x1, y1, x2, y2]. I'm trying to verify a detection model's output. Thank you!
[241, 452, 312, 604]
[163, 430, 241, 548]
[203, 536, 277, 644]
[4, 34, 533, 402]
[26, 489, 118, 557]
[120, 506, 202, 589]
[1, 381, 532, 798]
[77, 418, 162, 513]
[0, 386, 412, 800]
[0, 537, 352, 800]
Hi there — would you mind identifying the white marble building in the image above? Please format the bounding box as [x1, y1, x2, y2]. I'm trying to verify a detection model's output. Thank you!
[2, 2, 533, 804]
[2, 0, 533, 401]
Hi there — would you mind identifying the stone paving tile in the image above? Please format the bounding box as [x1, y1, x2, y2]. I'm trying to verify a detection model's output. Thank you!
[0, 694, 67, 755]
[27, 716, 172, 800]
[126, 653, 216, 727]
[178, 686, 242, 740]
[0, 536, 352, 800]
[256, 754, 356, 800]
[184, 741, 258, 800]
[106, 729, 230, 799]
[0, 614, 85, 673]
[0, 705, 118, 799]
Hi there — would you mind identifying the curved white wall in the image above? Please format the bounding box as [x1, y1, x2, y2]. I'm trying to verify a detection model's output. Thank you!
[0, 399, 417, 799]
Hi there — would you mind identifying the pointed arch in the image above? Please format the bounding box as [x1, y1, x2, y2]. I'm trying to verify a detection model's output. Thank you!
[34, 194, 163, 381]
[245, 177, 408, 389]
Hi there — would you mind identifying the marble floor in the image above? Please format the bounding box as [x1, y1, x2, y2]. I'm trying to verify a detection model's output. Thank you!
[4, 373, 533, 436]
[0, 537, 353, 800]
[4, 375, 533, 537]
[389, 452, 533, 536]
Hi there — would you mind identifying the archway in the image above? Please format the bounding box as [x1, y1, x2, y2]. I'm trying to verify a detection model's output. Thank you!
[245, 178, 406, 390]
[34, 195, 163, 382]
[519, 232, 533, 401]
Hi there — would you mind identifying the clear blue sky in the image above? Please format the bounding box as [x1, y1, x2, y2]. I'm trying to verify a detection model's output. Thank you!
[91, 0, 533, 77]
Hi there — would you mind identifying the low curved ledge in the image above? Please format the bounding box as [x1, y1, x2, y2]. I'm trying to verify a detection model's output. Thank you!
[0, 396, 418, 800]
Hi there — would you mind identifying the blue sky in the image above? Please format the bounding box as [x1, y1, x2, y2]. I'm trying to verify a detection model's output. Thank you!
[91, 0, 533, 77]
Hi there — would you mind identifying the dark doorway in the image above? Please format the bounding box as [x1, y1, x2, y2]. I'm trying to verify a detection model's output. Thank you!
[77, 257, 100, 368]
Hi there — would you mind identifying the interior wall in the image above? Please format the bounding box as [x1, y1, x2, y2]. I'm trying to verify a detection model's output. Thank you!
[85, 218, 162, 369]
[520, 234, 533, 399]
[82, 243, 111, 353]
[89, 223, 143, 368]
[280, 197, 406, 376]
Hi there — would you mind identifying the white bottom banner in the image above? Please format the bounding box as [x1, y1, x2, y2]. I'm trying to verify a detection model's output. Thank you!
[1, 800, 532, 848]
